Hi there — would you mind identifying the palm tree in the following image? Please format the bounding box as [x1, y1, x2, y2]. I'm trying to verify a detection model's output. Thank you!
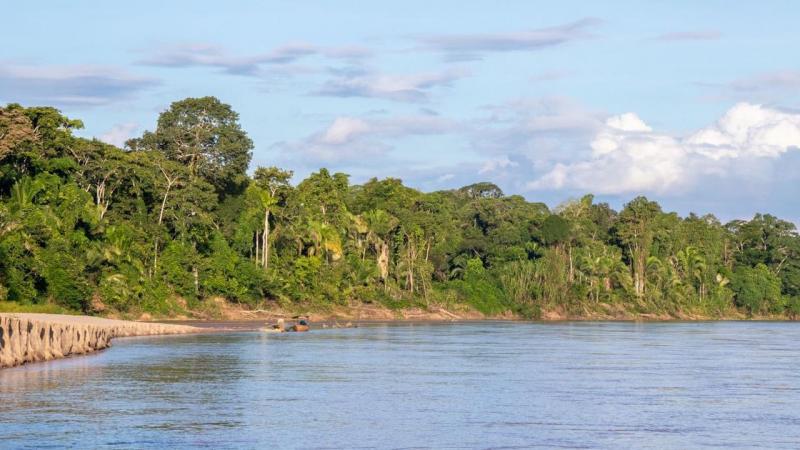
[8, 177, 44, 214]
[305, 220, 342, 262]
[677, 246, 707, 301]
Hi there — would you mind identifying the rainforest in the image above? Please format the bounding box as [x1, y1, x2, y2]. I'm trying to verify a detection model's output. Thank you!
[1, 97, 799, 320]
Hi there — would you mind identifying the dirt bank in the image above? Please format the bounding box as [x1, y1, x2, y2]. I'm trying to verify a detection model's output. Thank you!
[191, 298, 508, 322]
[0, 313, 200, 369]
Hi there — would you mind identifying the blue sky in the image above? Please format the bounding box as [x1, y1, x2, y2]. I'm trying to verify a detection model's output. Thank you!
[3, 1, 800, 221]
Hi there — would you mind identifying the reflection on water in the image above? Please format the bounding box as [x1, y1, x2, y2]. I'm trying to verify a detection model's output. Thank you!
[2, 322, 800, 449]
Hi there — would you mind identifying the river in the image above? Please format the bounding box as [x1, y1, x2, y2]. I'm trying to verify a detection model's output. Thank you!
[1, 321, 799, 449]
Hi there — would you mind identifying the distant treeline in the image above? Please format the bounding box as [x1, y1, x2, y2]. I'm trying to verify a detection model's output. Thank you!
[1, 97, 798, 318]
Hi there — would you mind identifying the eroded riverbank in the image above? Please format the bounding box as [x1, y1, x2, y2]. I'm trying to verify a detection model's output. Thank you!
[0, 314, 201, 369]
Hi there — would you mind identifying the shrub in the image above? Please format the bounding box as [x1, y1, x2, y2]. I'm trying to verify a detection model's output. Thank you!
[786, 296, 800, 319]
[452, 258, 509, 315]
[731, 264, 783, 315]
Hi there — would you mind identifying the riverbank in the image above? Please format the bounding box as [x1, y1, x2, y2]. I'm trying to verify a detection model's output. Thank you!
[139, 297, 522, 323]
[144, 297, 774, 323]
[0, 313, 201, 369]
[138, 298, 797, 327]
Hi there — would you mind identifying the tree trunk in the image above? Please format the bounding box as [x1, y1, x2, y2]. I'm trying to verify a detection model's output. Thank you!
[378, 241, 389, 289]
[255, 231, 260, 266]
[96, 182, 109, 219]
[263, 208, 270, 270]
[158, 183, 171, 226]
[406, 241, 416, 293]
[631, 245, 645, 297]
[153, 181, 172, 275]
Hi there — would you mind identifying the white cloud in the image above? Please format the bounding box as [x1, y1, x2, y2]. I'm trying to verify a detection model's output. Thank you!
[420, 18, 601, 60]
[479, 156, 519, 174]
[688, 103, 800, 158]
[316, 68, 468, 102]
[277, 115, 458, 163]
[98, 122, 139, 147]
[141, 42, 372, 76]
[529, 103, 800, 194]
[605, 112, 651, 132]
[320, 117, 371, 145]
[471, 96, 605, 165]
[0, 64, 158, 107]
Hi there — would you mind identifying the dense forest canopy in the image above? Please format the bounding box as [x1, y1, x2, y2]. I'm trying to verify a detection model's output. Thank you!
[1, 97, 799, 318]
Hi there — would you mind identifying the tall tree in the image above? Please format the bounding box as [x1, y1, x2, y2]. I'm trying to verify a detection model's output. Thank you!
[252, 166, 293, 270]
[615, 197, 662, 298]
[0, 104, 37, 161]
[126, 96, 253, 194]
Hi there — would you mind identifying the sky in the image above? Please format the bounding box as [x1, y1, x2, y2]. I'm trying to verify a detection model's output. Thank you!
[2, 1, 800, 222]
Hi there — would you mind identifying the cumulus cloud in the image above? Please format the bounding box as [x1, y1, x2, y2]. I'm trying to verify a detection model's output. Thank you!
[528, 103, 800, 194]
[276, 114, 458, 163]
[318, 117, 372, 145]
[98, 122, 139, 147]
[653, 30, 722, 41]
[315, 68, 468, 102]
[0, 64, 158, 107]
[479, 156, 519, 174]
[140, 42, 372, 76]
[688, 103, 800, 158]
[420, 18, 600, 60]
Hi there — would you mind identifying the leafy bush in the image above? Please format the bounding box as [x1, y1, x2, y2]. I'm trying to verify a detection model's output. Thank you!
[731, 264, 783, 315]
[786, 296, 800, 319]
[451, 258, 509, 315]
[38, 239, 91, 311]
[158, 240, 199, 299]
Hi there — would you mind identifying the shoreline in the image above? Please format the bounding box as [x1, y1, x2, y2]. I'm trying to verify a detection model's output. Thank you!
[159, 316, 798, 331]
[133, 298, 793, 324]
[0, 313, 202, 369]
[3, 312, 795, 369]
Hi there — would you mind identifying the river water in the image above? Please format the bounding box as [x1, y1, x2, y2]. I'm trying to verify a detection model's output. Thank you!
[1, 321, 799, 449]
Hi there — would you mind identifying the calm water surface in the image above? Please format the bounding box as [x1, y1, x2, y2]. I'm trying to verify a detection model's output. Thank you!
[1, 322, 799, 449]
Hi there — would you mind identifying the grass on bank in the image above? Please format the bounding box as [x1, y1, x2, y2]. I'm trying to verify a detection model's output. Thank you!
[0, 301, 81, 315]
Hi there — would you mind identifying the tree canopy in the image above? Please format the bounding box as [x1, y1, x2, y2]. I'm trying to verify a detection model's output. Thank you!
[2, 98, 799, 319]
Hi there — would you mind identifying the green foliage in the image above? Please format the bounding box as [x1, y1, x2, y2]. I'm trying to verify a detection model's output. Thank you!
[2, 100, 800, 320]
[158, 240, 200, 300]
[38, 239, 92, 311]
[786, 296, 800, 318]
[450, 258, 508, 315]
[731, 264, 783, 315]
[0, 301, 79, 315]
[539, 215, 572, 246]
[201, 235, 266, 302]
[126, 96, 253, 194]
